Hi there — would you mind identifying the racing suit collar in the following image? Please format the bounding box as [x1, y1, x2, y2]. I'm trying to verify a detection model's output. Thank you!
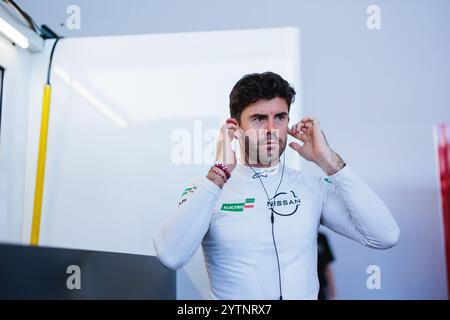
[236, 159, 280, 179]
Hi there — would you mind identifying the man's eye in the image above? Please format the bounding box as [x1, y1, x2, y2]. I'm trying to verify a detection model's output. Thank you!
[255, 116, 264, 122]
[276, 115, 285, 120]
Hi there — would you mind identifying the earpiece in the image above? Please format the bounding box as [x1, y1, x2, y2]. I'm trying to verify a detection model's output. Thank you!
[246, 150, 287, 300]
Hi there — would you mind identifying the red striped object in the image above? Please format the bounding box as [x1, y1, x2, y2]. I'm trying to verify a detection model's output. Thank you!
[436, 123, 450, 298]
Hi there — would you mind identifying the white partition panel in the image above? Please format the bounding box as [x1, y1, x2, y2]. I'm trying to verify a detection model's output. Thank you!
[23, 28, 301, 298]
[0, 34, 34, 243]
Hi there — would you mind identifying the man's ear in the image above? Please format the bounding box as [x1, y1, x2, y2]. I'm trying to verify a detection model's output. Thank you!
[227, 118, 238, 125]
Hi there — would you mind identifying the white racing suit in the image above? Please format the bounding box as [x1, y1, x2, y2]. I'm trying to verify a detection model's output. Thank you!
[153, 162, 400, 299]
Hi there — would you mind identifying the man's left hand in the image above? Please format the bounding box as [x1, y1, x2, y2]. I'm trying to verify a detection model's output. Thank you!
[287, 116, 345, 176]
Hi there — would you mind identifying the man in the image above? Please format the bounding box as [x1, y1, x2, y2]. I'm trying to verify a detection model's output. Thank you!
[154, 71, 400, 300]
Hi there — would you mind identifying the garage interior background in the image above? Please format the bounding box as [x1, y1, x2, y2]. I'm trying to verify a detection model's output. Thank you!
[0, 0, 449, 299]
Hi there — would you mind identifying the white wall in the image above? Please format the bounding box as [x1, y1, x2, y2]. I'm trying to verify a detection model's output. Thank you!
[21, 28, 301, 299]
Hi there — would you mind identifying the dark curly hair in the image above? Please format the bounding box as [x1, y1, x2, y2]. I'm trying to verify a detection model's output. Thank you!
[229, 71, 296, 123]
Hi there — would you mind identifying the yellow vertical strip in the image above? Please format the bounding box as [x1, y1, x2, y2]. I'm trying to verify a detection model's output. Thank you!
[30, 84, 52, 246]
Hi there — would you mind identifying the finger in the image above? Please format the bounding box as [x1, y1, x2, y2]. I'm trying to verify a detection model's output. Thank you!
[301, 115, 317, 123]
[289, 142, 306, 157]
[225, 123, 238, 130]
[289, 125, 298, 136]
[287, 127, 295, 136]
[298, 132, 308, 143]
[234, 128, 243, 139]
[290, 124, 296, 134]
[288, 128, 298, 138]
[224, 119, 239, 135]
[288, 127, 303, 138]
[299, 125, 310, 134]
[289, 141, 302, 152]
[219, 124, 238, 142]
[301, 122, 312, 131]
[224, 123, 239, 135]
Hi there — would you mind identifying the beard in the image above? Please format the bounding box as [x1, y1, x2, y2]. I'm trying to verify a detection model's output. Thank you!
[243, 132, 286, 166]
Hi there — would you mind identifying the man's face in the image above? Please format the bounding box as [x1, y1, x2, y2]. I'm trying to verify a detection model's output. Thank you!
[238, 97, 290, 166]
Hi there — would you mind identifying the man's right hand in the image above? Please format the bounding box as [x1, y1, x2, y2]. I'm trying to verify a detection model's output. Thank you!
[207, 118, 240, 188]
[215, 118, 239, 172]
